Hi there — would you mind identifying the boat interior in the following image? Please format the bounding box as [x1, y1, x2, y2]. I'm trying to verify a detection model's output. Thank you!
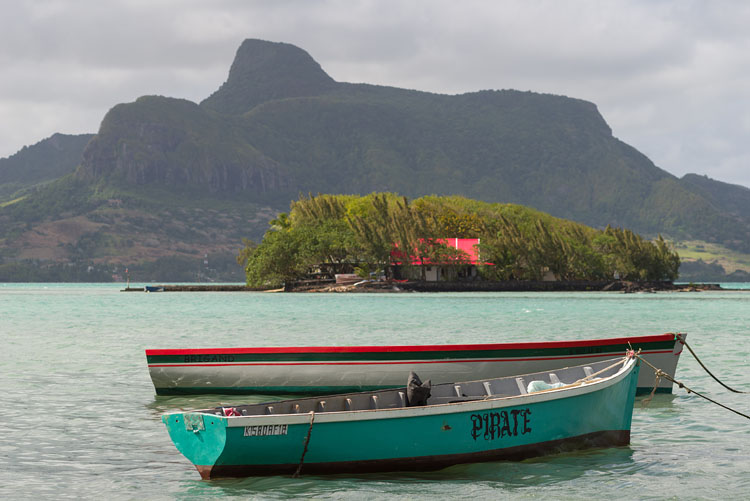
[199, 357, 628, 417]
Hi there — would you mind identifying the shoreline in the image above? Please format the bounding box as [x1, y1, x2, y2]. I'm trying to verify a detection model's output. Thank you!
[288, 279, 723, 293]
[121, 280, 725, 293]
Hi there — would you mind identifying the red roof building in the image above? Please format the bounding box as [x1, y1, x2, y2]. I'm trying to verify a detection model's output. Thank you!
[390, 238, 486, 281]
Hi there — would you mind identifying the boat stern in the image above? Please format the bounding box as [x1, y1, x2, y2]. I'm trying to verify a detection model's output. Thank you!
[162, 412, 229, 479]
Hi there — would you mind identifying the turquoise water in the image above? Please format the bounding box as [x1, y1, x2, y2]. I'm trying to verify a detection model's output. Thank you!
[2, 284, 749, 499]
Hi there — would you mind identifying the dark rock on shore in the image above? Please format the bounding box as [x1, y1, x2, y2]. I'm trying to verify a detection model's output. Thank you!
[285, 279, 724, 293]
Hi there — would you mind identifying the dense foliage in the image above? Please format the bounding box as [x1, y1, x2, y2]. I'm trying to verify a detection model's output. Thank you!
[240, 194, 680, 287]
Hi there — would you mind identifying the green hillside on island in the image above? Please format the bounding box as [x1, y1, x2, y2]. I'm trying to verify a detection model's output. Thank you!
[1, 38, 749, 282]
[240, 194, 679, 287]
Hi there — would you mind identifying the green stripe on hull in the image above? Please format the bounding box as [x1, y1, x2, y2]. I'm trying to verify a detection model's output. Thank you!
[635, 386, 674, 396]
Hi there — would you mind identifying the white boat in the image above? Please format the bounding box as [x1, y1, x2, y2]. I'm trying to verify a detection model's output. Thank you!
[146, 333, 683, 396]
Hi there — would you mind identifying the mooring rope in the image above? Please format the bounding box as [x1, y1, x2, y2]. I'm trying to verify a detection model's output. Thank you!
[527, 357, 630, 395]
[292, 411, 316, 478]
[635, 353, 750, 421]
[675, 333, 749, 394]
[641, 371, 662, 408]
[573, 357, 630, 385]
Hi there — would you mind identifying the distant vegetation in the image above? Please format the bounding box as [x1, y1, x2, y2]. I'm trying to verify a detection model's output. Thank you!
[0, 133, 93, 202]
[239, 194, 680, 287]
[0, 252, 244, 283]
[677, 259, 750, 282]
[0, 260, 113, 282]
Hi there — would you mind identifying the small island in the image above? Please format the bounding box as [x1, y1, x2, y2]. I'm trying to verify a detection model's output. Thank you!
[237, 193, 682, 292]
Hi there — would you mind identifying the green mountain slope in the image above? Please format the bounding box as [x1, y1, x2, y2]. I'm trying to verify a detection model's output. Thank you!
[0, 133, 93, 201]
[681, 173, 750, 220]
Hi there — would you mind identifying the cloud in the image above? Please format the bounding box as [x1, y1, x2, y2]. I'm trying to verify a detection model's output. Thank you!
[1, 0, 749, 187]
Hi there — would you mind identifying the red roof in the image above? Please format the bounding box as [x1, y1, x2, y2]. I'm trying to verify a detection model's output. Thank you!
[391, 238, 484, 265]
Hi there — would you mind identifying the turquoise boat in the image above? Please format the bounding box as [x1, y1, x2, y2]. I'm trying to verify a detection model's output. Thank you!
[162, 356, 640, 479]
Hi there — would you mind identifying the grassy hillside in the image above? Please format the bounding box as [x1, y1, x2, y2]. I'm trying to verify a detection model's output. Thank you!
[0, 174, 280, 281]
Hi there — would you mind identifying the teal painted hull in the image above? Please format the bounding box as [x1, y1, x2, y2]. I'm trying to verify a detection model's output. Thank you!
[163, 359, 640, 478]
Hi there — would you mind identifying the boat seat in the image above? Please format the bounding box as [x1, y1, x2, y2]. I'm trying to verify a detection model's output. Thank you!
[515, 377, 528, 395]
[549, 373, 561, 384]
[483, 381, 493, 396]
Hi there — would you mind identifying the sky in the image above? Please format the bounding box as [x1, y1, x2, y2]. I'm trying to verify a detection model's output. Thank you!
[2, 0, 750, 188]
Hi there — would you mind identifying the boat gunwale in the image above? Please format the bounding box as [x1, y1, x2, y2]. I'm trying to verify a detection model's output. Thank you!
[146, 333, 677, 356]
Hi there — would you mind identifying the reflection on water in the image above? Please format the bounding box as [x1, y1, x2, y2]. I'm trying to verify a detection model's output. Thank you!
[184, 447, 637, 499]
[634, 393, 678, 409]
[145, 393, 283, 415]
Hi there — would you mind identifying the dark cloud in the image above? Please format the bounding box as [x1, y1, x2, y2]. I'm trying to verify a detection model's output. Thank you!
[1, 0, 749, 187]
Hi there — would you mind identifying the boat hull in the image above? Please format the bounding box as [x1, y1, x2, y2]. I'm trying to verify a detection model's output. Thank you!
[147, 333, 681, 395]
[197, 430, 630, 478]
[162, 359, 640, 478]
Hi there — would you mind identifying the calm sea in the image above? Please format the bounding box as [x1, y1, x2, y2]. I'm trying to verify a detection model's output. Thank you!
[2, 283, 749, 500]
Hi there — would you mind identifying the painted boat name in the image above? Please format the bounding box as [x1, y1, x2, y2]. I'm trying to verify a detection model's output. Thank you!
[244, 424, 288, 437]
[184, 355, 235, 363]
[470, 408, 532, 441]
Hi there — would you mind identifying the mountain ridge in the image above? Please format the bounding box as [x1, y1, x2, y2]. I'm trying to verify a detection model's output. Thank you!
[3, 38, 750, 280]
[0, 133, 94, 201]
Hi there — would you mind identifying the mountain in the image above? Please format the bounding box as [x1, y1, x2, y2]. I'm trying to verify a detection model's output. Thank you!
[680, 174, 750, 221]
[201, 39, 337, 115]
[74, 39, 750, 246]
[2, 38, 750, 281]
[0, 133, 94, 201]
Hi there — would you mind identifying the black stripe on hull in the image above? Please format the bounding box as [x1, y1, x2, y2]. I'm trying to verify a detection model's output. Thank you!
[196, 429, 630, 479]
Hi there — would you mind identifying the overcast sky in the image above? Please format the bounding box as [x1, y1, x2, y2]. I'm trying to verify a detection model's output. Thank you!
[2, 0, 750, 187]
